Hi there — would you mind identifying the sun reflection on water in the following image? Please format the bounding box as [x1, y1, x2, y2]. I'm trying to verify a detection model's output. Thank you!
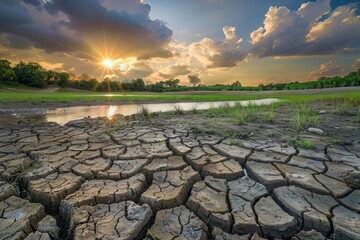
[107, 106, 117, 120]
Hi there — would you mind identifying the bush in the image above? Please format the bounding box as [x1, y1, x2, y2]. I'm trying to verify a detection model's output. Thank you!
[0, 60, 15, 82]
[13, 62, 47, 88]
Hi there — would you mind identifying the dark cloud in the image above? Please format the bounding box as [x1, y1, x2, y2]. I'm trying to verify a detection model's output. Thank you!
[207, 50, 247, 68]
[22, 0, 42, 10]
[0, 0, 82, 53]
[0, 0, 33, 25]
[189, 26, 247, 68]
[44, 0, 173, 58]
[159, 65, 191, 79]
[206, 33, 247, 68]
[119, 61, 154, 80]
[250, 0, 360, 57]
[0, 33, 32, 50]
[101, 0, 151, 15]
[308, 61, 346, 78]
[0, 0, 173, 59]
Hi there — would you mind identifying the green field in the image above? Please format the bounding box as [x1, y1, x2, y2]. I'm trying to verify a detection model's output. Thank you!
[0, 85, 359, 105]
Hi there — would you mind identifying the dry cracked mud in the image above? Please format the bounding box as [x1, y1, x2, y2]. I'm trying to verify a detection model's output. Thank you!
[0, 111, 359, 240]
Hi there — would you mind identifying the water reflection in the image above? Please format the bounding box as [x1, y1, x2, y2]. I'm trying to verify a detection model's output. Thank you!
[45, 98, 279, 125]
[107, 106, 117, 120]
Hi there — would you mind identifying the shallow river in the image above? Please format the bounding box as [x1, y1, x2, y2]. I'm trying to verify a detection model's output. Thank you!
[45, 98, 279, 125]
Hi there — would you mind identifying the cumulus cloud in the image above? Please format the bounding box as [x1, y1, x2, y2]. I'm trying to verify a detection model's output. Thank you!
[103, 74, 119, 81]
[188, 26, 247, 68]
[0, 0, 33, 25]
[308, 61, 346, 79]
[0, 33, 32, 50]
[159, 65, 191, 79]
[100, 0, 150, 15]
[118, 61, 154, 80]
[351, 58, 360, 70]
[0, 0, 172, 59]
[22, 0, 42, 10]
[250, 0, 360, 57]
[223, 26, 237, 40]
[39, 61, 64, 71]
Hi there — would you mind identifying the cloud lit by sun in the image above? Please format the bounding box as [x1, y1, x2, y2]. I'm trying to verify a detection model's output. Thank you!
[100, 57, 137, 72]
[94, 56, 138, 80]
[119, 63, 127, 71]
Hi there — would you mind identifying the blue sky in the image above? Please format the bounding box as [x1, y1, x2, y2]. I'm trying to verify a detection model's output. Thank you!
[145, 0, 360, 84]
[147, 0, 359, 43]
[0, 0, 359, 85]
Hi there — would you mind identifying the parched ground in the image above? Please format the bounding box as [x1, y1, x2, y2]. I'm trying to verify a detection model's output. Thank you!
[0, 101, 359, 240]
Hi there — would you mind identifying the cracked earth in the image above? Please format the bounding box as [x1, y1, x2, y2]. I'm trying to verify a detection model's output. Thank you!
[0, 106, 360, 240]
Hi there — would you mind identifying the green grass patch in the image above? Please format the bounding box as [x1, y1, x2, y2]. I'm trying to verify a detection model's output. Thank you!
[0, 82, 38, 92]
[0, 86, 359, 104]
[0, 91, 270, 103]
[291, 105, 319, 133]
[294, 139, 314, 149]
[207, 102, 276, 124]
[331, 97, 360, 114]
[226, 138, 243, 146]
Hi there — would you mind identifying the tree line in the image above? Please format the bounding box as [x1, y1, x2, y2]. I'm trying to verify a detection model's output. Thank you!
[0, 60, 71, 88]
[0, 60, 193, 91]
[0, 60, 146, 91]
[1, 59, 359, 92]
[258, 72, 360, 90]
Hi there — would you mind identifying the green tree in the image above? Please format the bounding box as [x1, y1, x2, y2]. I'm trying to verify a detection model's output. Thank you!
[79, 73, 91, 80]
[13, 62, 46, 87]
[45, 70, 57, 85]
[188, 75, 201, 86]
[0, 60, 15, 82]
[147, 82, 165, 92]
[165, 79, 180, 88]
[131, 78, 145, 91]
[57, 72, 70, 87]
[231, 81, 242, 87]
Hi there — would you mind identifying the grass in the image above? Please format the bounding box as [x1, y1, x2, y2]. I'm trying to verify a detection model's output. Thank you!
[138, 106, 151, 119]
[146, 230, 156, 240]
[331, 97, 360, 115]
[191, 106, 198, 114]
[294, 139, 314, 149]
[0, 82, 38, 92]
[226, 138, 243, 146]
[174, 105, 184, 115]
[291, 105, 319, 133]
[330, 96, 360, 107]
[207, 102, 277, 124]
[0, 86, 359, 104]
[21, 160, 43, 174]
[0, 91, 267, 104]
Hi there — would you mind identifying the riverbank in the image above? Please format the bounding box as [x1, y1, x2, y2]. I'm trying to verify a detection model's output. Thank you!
[0, 86, 359, 111]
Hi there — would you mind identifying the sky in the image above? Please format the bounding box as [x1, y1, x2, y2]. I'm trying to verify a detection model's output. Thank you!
[0, 0, 359, 86]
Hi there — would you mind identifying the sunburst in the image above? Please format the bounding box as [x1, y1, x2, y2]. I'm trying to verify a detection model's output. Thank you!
[102, 59, 114, 69]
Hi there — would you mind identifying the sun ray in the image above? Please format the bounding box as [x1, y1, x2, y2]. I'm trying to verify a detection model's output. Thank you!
[102, 59, 114, 69]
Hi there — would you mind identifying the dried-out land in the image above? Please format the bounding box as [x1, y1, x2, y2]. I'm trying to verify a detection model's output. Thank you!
[0, 88, 359, 240]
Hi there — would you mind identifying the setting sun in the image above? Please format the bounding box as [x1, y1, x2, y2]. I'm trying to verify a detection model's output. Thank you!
[102, 59, 114, 69]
